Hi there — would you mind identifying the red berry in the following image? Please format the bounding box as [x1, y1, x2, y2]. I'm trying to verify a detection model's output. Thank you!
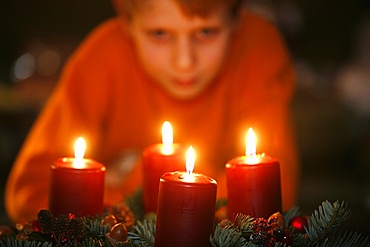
[289, 215, 308, 233]
[31, 220, 41, 232]
[67, 213, 75, 220]
[279, 230, 292, 245]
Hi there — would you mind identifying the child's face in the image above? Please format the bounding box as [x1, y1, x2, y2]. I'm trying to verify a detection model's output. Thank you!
[128, 0, 235, 100]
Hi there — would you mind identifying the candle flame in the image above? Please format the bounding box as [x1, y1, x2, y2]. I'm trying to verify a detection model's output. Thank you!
[74, 137, 86, 168]
[245, 128, 259, 164]
[186, 146, 195, 174]
[162, 121, 173, 154]
[245, 128, 256, 156]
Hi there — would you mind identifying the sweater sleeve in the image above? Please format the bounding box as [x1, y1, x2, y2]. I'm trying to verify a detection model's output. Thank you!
[4, 19, 121, 223]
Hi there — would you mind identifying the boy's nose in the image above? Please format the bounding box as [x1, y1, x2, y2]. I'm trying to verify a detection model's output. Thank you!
[174, 37, 195, 71]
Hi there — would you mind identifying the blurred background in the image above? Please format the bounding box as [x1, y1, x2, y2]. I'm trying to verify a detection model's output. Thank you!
[0, 0, 369, 234]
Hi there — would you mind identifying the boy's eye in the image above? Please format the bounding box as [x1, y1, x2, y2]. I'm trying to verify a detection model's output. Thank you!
[148, 29, 170, 42]
[195, 28, 219, 41]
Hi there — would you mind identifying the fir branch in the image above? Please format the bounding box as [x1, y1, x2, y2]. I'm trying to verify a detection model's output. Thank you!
[80, 236, 143, 247]
[78, 237, 109, 247]
[1, 200, 368, 246]
[318, 231, 369, 247]
[305, 200, 352, 244]
[123, 241, 150, 247]
[289, 227, 310, 247]
[125, 189, 144, 221]
[83, 217, 110, 239]
[234, 214, 255, 236]
[210, 224, 246, 247]
[209, 214, 254, 247]
[142, 213, 156, 223]
[283, 206, 301, 224]
[128, 220, 155, 247]
[0, 239, 52, 247]
[80, 237, 147, 247]
[216, 198, 228, 210]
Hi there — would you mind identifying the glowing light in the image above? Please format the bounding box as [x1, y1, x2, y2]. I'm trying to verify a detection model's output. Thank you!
[186, 146, 195, 174]
[13, 53, 36, 81]
[73, 137, 86, 168]
[245, 128, 259, 164]
[162, 121, 173, 155]
[245, 128, 257, 156]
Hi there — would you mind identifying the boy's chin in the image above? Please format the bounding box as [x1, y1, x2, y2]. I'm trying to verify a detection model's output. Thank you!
[164, 87, 205, 101]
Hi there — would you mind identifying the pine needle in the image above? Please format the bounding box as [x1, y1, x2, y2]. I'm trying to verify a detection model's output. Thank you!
[305, 200, 352, 244]
[128, 219, 155, 247]
[210, 224, 246, 247]
[318, 231, 369, 247]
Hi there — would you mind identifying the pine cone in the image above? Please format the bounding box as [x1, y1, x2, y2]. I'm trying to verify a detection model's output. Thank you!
[250, 218, 276, 247]
[51, 213, 84, 245]
[67, 216, 84, 241]
[37, 210, 54, 233]
[105, 202, 135, 229]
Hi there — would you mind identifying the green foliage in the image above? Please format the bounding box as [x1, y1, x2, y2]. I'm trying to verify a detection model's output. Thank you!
[209, 214, 256, 247]
[216, 198, 228, 210]
[319, 231, 370, 247]
[128, 220, 156, 247]
[0, 239, 52, 247]
[1, 200, 369, 247]
[78, 237, 112, 247]
[125, 189, 144, 221]
[82, 216, 110, 239]
[305, 200, 351, 244]
[209, 200, 369, 247]
[283, 206, 300, 225]
[210, 224, 246, 247]
[234, 214, 255, 236]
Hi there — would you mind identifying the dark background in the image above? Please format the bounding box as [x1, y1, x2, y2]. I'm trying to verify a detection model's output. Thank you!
[1, 0, 369, 235]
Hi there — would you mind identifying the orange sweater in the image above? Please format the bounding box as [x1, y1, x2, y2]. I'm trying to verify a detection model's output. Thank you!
[5, 11, 299, 223]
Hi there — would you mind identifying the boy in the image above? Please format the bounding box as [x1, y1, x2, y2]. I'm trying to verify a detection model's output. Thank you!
[5, 0, 299, 223]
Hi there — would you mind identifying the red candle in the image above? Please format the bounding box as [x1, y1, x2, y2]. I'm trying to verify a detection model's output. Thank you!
[155, 146, 217, 247]
[49, 137, 106, 217]
[226, 128, 281, 219]
[142, 121, 186, 214]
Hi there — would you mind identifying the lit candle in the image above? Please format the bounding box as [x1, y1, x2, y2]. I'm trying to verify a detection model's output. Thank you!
[49, 137, 106, 217]
[225, 128, 281, 219]
[142, 121, 186, 214]
[155, 146, 217, 247]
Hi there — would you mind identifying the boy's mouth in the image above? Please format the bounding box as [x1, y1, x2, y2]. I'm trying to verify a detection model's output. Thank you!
[174, 78, 196, 88]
